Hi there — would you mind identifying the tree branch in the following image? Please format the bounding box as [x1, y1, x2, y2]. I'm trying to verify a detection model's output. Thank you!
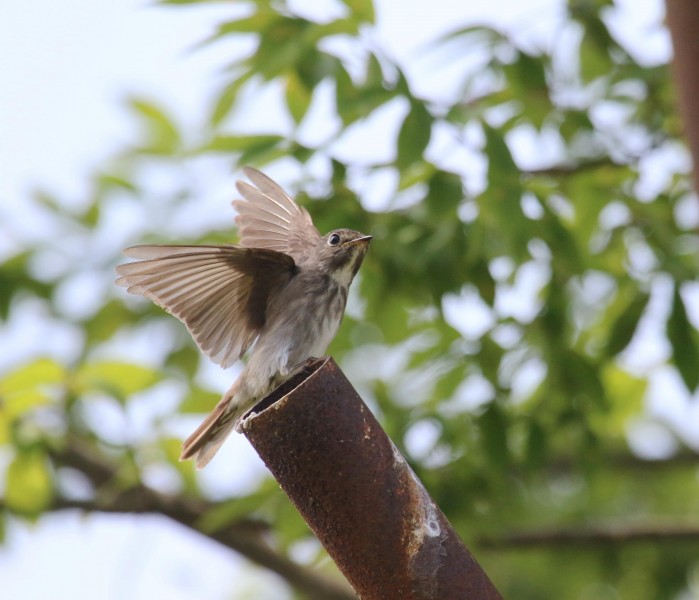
[479, 523, 699, 549]
[543, 448, 699, 476]
[666, 0, 699, 194]
[521, 157, 620, 178]
[48, 443, 356, 600]
[45, 441, 699, 589]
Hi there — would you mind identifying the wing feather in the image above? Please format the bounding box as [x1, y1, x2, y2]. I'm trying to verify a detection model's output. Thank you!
[233, 167, 321, 262]
[116, 244, 295, 368]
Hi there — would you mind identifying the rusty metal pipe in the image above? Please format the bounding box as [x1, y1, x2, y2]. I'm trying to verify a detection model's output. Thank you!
[243, 357, 502, 600]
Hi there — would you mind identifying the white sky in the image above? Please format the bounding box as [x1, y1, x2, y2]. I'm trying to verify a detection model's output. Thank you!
[0, 1, 674, 599]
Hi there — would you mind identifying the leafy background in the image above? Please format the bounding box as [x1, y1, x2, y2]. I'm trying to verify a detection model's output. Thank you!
[2, 0, 699, 598]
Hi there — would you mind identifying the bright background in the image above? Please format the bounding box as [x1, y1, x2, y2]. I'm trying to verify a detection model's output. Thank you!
[0, 1, 674, 598]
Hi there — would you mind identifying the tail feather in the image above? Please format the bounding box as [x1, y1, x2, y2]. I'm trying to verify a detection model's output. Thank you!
[180, 384, 247, 469]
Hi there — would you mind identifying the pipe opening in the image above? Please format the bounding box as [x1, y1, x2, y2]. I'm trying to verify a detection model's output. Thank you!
[245, 356, 329, 420]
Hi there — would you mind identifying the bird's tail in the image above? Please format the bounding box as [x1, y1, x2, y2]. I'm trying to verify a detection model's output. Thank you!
[179, 382, 247, 469]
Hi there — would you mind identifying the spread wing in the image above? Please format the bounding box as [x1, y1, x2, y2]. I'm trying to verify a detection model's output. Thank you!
[115, 244, 295, 368]
[233, 167, 321, 263]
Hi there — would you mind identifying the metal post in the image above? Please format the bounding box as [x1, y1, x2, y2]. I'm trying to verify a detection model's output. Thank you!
[243, 357, 502, 600]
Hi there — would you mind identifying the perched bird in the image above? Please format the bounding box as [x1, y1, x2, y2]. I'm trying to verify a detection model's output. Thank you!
[116, 167, 371, 468]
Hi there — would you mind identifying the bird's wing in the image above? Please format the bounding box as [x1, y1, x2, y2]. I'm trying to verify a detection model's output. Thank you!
[115, 244, 295, 368]
[233, 167, 321, 262]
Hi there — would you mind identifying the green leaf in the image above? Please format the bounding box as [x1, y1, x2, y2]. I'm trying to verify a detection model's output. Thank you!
[4, 451, 53, 516]
[251, 18, 310, 80]
[425, 169, 463, 217]
[334, 61, 391, 126]
[434, 24, 507, 47]
[95, 172, 139, 194]
[482, 123, 520, 194]
[396, 100, 432, 169]
[290, 142, 314, 164]
[0, 416, 9, 445]
[502, 51, 550, 128]
[1, 358, 64, 396]
[479, 124, 531, 261]
[667, 285, 699, 392]
[512, 51, 547, 93]
[0, 358, 64, 419]
[285, 70, 313, 124]
[85, 299, 137, 345]
[604, 291, 650, 357]
[579, 26, 614, 83]
[538, 206, 582, 274]
[307, 18, 361, 41]
[0, 252, 53, 318]
[340, 0, 375, 24]
[239, 140, 288, 165]
[559, 349, 606, 407]
[196, 478, 278, 533]
[82, 201, 100, 228]
[167, 344, 200, 379]
[431, 362, 469, 404]
[365, 52, 384, 88]
[525, 420, 548, 470]
[364, 291, 410, 345]
[74, 362, 161, 400]
[210, 11, 277, 39]
[478, 402, 508, 471]
[197, 497, 262, 534]
[595, 364, 646, 436]
[160, 437, 197, 491]
[33, 189, 63, 213]
[558, 108, 594, 142]
[203, 134, 284, 154]
[210, 73, 253, 128]
[272, 494, 313, 547]
[179, 386, 221, 414]
[127, 97, 181, 155]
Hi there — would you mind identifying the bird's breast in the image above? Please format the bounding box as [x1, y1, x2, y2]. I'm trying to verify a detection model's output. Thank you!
[310, 282, 347, 353]
[294, 277, 348, 358]
[255, 273, 349, 370]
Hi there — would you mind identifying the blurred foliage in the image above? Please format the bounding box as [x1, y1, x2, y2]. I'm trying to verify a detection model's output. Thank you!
[2, 0, 699, 598]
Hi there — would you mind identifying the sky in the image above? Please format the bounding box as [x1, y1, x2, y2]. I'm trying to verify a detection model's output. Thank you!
[0, 0, 673, 598]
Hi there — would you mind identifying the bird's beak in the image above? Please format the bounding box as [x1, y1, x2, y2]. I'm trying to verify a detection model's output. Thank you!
[346, 235, 372, 246]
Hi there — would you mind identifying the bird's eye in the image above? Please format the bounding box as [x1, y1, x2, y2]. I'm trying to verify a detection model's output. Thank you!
[328, 233, 341, 246]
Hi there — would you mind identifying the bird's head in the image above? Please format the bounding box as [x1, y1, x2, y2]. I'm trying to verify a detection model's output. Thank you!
[313, 229, 372, 287]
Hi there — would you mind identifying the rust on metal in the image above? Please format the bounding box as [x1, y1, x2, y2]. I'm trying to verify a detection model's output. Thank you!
[243, 357, 503, 600]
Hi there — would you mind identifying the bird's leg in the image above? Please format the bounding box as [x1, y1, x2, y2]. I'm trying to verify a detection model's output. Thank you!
[285, 357, 323, 380]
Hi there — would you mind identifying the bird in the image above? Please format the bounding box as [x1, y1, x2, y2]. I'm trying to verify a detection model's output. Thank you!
[115, 167, 372, 468]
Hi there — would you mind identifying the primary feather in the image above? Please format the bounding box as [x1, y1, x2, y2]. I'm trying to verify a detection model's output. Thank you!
[116, 244, 295, 368]
[234, 167, 321, 262]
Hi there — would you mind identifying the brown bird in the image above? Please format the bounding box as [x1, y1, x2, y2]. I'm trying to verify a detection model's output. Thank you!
[115, 167, 371, 468]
